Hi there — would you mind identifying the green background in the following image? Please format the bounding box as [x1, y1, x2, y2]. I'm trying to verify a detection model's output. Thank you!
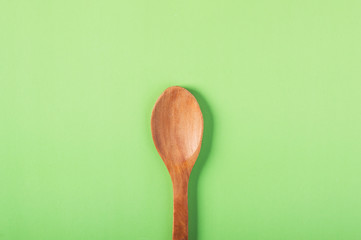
[1, 0, 361, 239]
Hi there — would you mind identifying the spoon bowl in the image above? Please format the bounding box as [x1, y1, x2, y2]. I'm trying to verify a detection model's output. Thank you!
[151, 86, 203, 240]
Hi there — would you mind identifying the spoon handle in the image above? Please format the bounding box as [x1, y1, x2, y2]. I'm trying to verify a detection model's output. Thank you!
[172, 175, 189, 240]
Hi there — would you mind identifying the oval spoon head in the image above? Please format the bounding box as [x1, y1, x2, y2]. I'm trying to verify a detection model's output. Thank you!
[151, 86, 203, 173]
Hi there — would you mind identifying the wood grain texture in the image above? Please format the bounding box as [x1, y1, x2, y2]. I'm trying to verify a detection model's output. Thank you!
[151, 86, 203, 240]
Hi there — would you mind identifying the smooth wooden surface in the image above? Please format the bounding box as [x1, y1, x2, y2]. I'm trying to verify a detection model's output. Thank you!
[151, 86, 204, 240]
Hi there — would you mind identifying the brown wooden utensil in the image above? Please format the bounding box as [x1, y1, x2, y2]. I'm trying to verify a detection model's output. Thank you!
[151, 86, 204, 240]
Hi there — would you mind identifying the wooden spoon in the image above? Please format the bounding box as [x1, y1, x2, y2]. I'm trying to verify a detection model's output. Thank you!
[151, 86, 204, 240]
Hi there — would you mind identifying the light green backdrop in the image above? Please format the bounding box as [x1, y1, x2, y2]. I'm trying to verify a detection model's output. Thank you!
[1, 0, 361, 239]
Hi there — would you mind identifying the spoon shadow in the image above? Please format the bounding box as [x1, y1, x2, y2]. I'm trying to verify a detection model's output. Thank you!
[185, 87, 213, 240]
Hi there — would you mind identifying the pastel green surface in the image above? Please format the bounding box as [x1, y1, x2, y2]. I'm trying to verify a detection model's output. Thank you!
[1, 0, 361, 239]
